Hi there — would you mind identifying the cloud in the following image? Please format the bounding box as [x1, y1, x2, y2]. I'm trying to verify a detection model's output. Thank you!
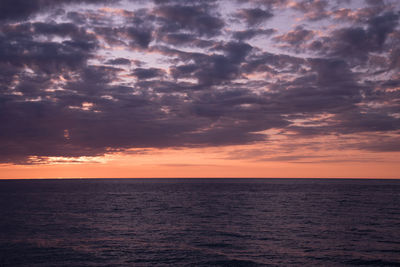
[311, 12, 399, 63]
[104, 57, 131, 65]
[235, 8, 273, 26]
[289, 0, 329, 21]
[273, 26, 314, 45]
[0, 0, 399, 164]
[0, 0, 121, 21]
[132, 68, 165, 79]
[126, 26, 153, 48]
[232, 29, 276, 41]
[153, 4, 224, 37]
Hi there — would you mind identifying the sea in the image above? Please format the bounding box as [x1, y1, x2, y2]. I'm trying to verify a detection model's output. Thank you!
[0, 178, 399, 266]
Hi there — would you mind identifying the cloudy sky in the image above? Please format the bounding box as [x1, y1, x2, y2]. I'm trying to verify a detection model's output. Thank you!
[0, 0, 399, 178]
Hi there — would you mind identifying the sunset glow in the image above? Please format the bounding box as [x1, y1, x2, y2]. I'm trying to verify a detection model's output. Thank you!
[1, 0, 399, 178]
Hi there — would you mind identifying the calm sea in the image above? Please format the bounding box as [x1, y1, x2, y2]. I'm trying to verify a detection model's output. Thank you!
[0, 178, 399, 266]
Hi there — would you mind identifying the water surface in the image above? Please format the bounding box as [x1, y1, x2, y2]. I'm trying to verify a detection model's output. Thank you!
[0, 178, 399, 266]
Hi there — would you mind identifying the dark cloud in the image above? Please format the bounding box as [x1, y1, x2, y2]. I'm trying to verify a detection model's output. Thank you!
[356, 135, 400, 152]
[242, 52, 305, 76]
[311, 12, 399, 63]
[0, 35, 95, 75]
[132, 68, 165, 79]
[0, 20, 97, 75]
[0, 0, 43, 21]
[154, 4, 224, 37]
[232, 29, 276, 41]
[337, 111, 400, 133]
[171, 42, 252, 87]
[156, 32, 215, 47]
[126, 27, 153, 48]
[32, 22, 80, 37]
[104, 58, 131, 65]
[235, 8, 273, 26]
[0, 0, 121, 21]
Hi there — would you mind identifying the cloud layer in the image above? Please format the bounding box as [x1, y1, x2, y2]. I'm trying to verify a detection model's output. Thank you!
[1, 0, 399, 164]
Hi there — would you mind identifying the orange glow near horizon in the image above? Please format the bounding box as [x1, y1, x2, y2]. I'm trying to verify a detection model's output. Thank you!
[1, 144, 399, 179]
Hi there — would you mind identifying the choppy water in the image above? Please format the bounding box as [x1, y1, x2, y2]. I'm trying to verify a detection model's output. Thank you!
[0, 178, 400, 266]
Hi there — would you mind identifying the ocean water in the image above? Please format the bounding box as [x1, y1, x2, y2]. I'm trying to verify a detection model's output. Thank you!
[0, 178, 399, 266]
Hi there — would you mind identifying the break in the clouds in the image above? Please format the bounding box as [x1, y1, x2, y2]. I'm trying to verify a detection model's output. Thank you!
[0, 0, 399, 164]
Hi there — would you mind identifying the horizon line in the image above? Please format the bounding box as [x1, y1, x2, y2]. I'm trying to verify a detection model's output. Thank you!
[1, 177, 399, 180]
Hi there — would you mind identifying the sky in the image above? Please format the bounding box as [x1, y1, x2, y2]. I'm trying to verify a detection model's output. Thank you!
[0, 0, 399, 178]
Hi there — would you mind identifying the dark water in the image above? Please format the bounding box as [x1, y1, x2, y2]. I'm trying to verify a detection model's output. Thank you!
[0, 179, 400, 266]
